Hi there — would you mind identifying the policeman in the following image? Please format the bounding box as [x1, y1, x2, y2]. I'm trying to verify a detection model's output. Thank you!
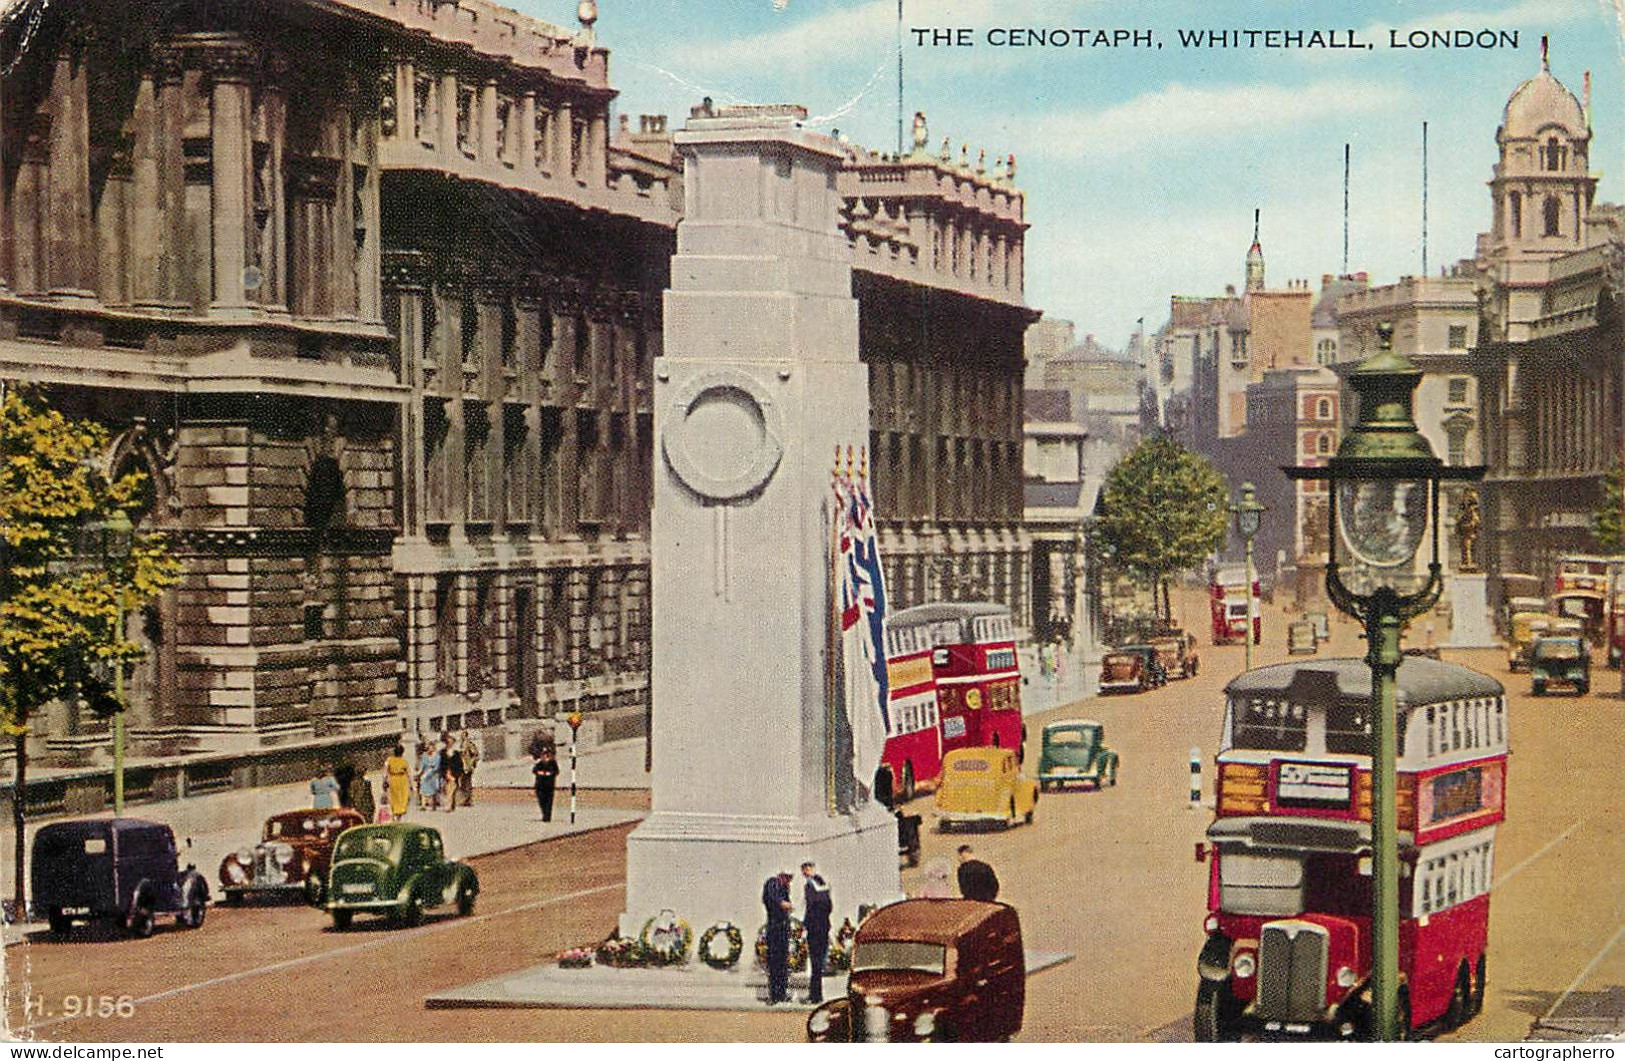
[801, 861, 833, 1003]
[762, 871, 794, 1004]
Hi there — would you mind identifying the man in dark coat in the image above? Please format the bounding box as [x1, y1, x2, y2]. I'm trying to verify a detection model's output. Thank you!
[531, 746, 560, 822]
[800, 861, 833, 1003]
[762, 871, 794, 1004]
[956, 844, 1000, 901]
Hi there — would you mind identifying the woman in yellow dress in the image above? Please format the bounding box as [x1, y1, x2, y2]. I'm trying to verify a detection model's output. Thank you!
[385, 744, 412, 820]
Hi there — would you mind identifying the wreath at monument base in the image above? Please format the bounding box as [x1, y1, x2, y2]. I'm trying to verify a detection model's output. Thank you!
[639, 910, 693, 966]
[827, 917, 857, 972]
[755, 918, 808, 973]
[595, 932, 646, 968]
[557, 946, 594, 969]
[698, 921, 745, 970]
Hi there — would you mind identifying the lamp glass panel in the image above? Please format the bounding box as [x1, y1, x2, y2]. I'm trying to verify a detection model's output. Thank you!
[1336, 478, 1428, 569]
[1238, 508, 1262, 539]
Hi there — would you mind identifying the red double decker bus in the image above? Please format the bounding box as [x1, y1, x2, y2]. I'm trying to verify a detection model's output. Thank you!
[880, 622, 943, 802]
[1195, 657, 1507, 1040]
[885, 603, 1025, 776]
[1211, 564, 1262, 646]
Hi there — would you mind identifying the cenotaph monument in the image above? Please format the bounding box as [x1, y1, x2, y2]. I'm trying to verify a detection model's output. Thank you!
[619, 103, 899, 936]
[1444, 489, 1497, 647]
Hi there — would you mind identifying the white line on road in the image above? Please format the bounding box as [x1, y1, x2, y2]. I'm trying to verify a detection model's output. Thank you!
[1492, 818, 1586, 892]
[23, 880, 624, 1033]
[1538, 920, 1625, 1028]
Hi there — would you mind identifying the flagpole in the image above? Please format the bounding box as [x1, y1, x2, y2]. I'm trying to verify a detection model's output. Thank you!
[827, 453, 839, 815]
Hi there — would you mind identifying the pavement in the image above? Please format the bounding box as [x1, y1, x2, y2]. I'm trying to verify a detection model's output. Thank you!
[427, 949, 1074, 1012]
[1, 738, 651, 946]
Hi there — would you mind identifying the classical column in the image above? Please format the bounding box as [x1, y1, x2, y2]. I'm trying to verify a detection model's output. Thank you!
[479, 80, 498, 166]
[259, 67, 289, 312]
[587, 109, 607, 188]
[206, 37, 257, 315]
[439, 72, 459, 161]
[128, 74, 164, 305]
[331, 89, 358, 320]
[518, 92, 537, 174]
[96, 139, 133, 305]
[555, 99, 573, 178]
[46, 48, 95, 300]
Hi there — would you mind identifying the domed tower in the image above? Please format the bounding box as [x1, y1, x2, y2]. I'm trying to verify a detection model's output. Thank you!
[1487, 37, 1597, 260]
[1245, 208, 1265, 291]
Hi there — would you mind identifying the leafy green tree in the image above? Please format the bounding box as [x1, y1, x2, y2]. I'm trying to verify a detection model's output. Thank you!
[0, 385, 180, 916]
[1094, 434, 1230, 624]
[1595, 463, 1624, 552]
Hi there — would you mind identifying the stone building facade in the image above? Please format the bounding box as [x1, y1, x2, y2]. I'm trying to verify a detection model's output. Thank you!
[839, 124, 1037, 622]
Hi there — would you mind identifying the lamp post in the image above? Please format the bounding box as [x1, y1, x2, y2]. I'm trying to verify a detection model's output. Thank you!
[1231, 483, 1265, 671]
[1284, 323, 1482, 1040]
[88, 510, 135, 815]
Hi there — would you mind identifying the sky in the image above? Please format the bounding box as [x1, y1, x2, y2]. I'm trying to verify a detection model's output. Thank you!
[510, 0, 1625, 350]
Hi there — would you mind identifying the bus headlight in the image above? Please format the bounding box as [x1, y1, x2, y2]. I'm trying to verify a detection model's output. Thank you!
[1336, 966, 1357, 988]
[913, 1011, 937, 1039]
[1232, 952, 1256, 979]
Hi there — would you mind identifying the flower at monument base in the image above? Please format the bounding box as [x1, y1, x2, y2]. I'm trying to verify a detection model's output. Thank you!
[595, 932, 646, 968]
[639, 909, 693, 966]
[755, 917, 808, 973]
[557, 946, 594, 969]
[698, 921, 745, 970]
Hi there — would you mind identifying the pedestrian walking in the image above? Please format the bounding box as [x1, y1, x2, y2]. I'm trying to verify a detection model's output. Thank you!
[440, 732, 463, 813]
[384, 744, 412, 820]
[348, 766, 375, 823]
[800, 862, 833, 1004]
[310, 767, 341, 810]
[956, 844, 1000, 901]
[532, 745, 560, 822]
[458, 731, 480, 807]
[918, 857, 954, 898]
[762, 871, 794, 1004]
[418, 741, 444, 811]
[334, 762, 356, 807]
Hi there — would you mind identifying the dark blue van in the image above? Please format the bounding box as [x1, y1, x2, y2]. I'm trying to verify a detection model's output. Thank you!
[31, 818, 209, 938]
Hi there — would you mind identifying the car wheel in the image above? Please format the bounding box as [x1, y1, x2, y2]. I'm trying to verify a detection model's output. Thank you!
[1024, 805, 1034, 825]
[900, 762, 915, 803]
[330, 908, 353, 930]
[1194, 980, 1241, 1042]
[305, 875, 325, 907]
[1533, 682, 1545, 696]
[1108, 760, 1119, 787]
[127, 895, 155, 939]
[402, 892, 425, 928]
[1008, 799, 1018, 828]
[178, 885, 206, 930]
[47, 908, 70, 936]
[456, 880, 477, 918]
[1471, 955, 1486, 1017]
[1576, 681, 1589, 696]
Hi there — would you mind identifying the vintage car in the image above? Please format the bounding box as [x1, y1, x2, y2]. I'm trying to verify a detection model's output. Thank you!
[1531, 635, 1590, 696]
[806, 899, 1025, 1042]
[31, 818, 209, 938]
[219, 808, 367, 906]
[323, 822, 478, 929]
[1098, 644, 1166, 694]
[934, 747, 1039, 830]
[1507, 611, 1552, 671]
[1149, 633, 1201, 679]
[1304, 610, 1331, 643]
[1287, 619, 1318, 656]
[1036, 719, 1117, 791]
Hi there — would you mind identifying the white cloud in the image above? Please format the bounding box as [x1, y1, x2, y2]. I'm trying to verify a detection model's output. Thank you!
[1010, 79, 1410, 162]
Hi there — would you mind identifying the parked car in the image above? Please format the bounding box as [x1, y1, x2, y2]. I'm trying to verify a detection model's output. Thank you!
[323, 823, 478, 929]
[1036, 719, 1117, 791]
[1149, 632, 1200, 679]
[806, 899, 1025, 1042]
[219, 808, 366, 906]
[1304, 610, 1331, 642]
[1507, 611, 1552, 672]
[934, 747, 1038, 831]
[1287, 620, 1318, 656]
[1531, 635, 1590, 696]
[1099, 644, 1166, 694]
[31, 818, 209, 938]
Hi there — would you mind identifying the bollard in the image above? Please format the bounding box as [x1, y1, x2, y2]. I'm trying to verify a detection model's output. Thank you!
[863, 995, 890, 1042]
[1189, 747, 1202, 807]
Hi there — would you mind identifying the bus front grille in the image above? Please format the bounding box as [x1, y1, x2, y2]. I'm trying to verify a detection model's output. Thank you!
[1256, 921, 1329, 1023]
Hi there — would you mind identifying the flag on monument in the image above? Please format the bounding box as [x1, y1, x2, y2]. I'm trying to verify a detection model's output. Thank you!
[838, 462, 889, 795]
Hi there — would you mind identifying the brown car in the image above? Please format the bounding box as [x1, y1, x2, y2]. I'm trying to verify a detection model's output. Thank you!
[219, 808, 366, 906]
[1149, 633, 1200, 679]
[806, 899, 1025, 1042]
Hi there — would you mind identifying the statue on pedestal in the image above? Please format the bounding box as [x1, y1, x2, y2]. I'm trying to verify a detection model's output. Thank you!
[1456, 489, 1481, 573]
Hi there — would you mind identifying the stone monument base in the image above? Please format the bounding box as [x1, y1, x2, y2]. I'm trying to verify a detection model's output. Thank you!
[1444, 571, 1497, 648]
[620, 803, 902, 938]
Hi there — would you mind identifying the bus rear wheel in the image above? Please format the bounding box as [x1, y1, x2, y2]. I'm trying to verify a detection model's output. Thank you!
[900, 762, 915, 802]
[1470, 955, 1486, 1017]
[1448, 965, 1471, 1028]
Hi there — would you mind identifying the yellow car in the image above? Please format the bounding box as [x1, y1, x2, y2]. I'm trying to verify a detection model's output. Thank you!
[934, 747, 1039, 831]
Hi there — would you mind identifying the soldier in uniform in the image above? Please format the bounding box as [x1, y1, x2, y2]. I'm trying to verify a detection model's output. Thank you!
[762, 871, 794, 1004]
[801, 861, 833, 1004]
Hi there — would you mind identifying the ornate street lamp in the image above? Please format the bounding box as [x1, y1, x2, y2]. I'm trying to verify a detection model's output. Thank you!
[1230, 483, 1266, 671]
[1284, 323, 1483, 1040]
[86, 509, 135, 816]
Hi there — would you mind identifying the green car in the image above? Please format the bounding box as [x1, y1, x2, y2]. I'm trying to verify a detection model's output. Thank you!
[1530, 635, 1590, 696]
[324, 823, 478, 929]
[1036, 719, 1118, 791]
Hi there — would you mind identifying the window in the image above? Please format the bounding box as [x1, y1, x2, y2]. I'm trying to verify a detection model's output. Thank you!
[1316, 433, 1333, 456]
[574, 316, 589, 375]
[1544, 195, 1561, 237]
[1448, 325, 1468, 351]
[414, 75, 436, 146]
[461, 300, 479, 366]
[1509, 191, 1522, 237]
[464, 402, 490, 523]
[1447, 424, 1468, 467]
[1233, 697, 1308, 752]
[1543, 136, 1567, 172]
[434, 574, 458, 694]
[1316, 337, 1336, 364]
[534, 108, 551, 169]
[503, 405, 529, 524]
[1316, 397, 1332, 420]
[1447, 377, 1469, 404]
[496, 98, 512, 163]
[303, 456, 345, 529]
[500, 300, 517, 369]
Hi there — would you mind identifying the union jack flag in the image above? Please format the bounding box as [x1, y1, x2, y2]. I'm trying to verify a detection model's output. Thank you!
[835, 454, 889, 795]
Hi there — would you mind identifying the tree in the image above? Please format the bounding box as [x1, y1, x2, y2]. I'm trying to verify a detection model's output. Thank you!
[1595, 463, 1624, 553]
[1094, 434, 1230, 625]
[0, 385, 180, 918]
